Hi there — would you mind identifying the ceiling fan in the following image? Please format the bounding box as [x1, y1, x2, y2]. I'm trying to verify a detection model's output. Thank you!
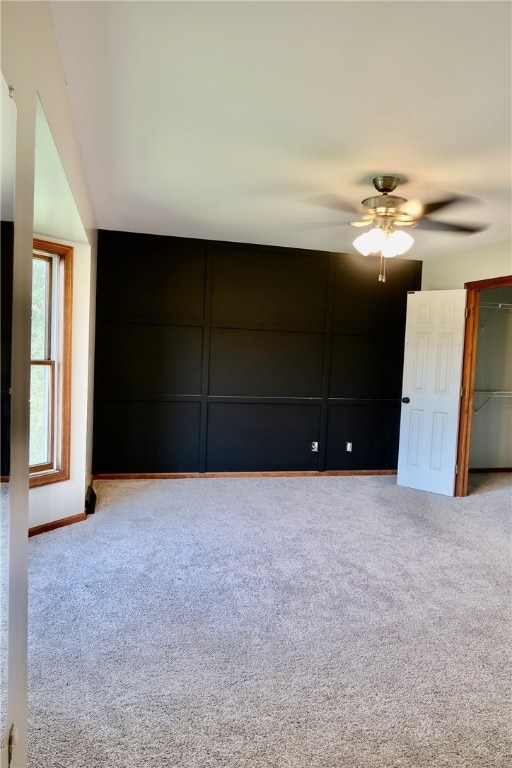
[309, 175, 486, 282]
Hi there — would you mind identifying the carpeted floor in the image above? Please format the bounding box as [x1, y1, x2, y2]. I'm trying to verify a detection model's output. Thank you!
[27, 474, 511, 767]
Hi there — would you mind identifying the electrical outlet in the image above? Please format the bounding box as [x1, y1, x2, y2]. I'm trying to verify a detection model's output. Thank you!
[346, 442, 352, 452]
[311, 442, 319, 452]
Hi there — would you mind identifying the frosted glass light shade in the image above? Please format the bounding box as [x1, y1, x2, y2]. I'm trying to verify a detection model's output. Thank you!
[381, 229, 414, 258]
[353, 227, 414, 258]
[352, 227, 386, 256]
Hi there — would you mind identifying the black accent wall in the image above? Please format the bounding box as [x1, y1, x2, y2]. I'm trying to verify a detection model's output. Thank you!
[93, 230, 422, 474]
[1, 222, 14, 477]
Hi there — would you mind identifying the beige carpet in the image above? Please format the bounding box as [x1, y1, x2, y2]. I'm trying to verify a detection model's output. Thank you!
[27, 473, 511, 767]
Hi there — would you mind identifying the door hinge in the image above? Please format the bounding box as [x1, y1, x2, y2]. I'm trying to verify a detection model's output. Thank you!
[460, 386, 466, 397]
[465, 307, 472, 318]
[455, 464, 460, 475]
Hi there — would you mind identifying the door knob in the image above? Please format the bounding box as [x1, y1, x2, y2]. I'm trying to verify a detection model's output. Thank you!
[402, 397, 410, 404]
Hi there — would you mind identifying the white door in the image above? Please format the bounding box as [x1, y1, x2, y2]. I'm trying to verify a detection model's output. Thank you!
[397, 289, 467, 496]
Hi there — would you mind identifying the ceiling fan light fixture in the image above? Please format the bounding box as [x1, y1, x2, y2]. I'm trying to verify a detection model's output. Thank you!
[381, 229, 414, 258]
[311, 175, 485, 282]
[353, 226, 414, 258]
[352, 227, 386, 256]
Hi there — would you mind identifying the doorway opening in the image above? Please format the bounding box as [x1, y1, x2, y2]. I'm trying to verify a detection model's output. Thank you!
[456, 274, 512, 496]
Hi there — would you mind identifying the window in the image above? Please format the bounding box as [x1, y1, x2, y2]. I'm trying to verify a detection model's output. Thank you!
[29, 239, 72, 487]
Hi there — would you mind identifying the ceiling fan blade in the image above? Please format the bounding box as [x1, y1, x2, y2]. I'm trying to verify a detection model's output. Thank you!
[399, 198, 424, 219]
[303, 194, 359, 215]
[420, 195, 472, 216]
[349, 219, 373, 227]
[417, 218, 487, 234]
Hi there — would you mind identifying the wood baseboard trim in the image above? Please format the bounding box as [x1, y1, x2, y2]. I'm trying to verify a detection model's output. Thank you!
[0, 476, 9, 483]
[93, 470, 397, 480]
[28, 512, 87, 538]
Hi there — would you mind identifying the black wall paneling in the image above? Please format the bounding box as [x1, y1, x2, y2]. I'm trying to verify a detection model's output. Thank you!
[93, 231, 207, 473]
[96, 231, 206, 323]
[211, 246, 329, 328]
[93, 400, 201, 473]
[207, 245, 328, 471]
[332, 253, 421, 333]
[93, 231, 422, 474]
[96, 323, 204, 396]
[207, 403, 322, 472]
[326, 402, 401, 470]
[329, 334, 405, 400]
[198, 252, 214, 472]
[1, 222, 14, 476]
[209, 329, 324, 398]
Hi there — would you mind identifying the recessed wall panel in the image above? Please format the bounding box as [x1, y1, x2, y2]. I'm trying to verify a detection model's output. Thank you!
[211, 247, 329, 328]
[93, 401, 201, 473]
[207, 403, 321, 471]
[326, 403, 401, 470]
[209, 329, 324, 397]
[329, 335, 404, 398]
[96, 324, 203, 395]
[332, 253, 421, 334]
[97, 231, 206, 322]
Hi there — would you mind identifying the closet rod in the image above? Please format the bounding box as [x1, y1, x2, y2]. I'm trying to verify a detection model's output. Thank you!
[479, 302, 512, 329]
[473, 390, 512, 413]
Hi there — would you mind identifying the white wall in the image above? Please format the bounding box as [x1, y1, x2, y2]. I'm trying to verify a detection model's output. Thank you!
[421, 240, 512, 291]
[1, 3, 97, 764]
[29, 238, 93, 527]
[421, 240, 511, 290]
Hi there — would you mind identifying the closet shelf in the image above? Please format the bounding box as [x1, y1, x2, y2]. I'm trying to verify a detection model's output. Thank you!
[473, 390, 512, 413]
[479, 302, 512, 329]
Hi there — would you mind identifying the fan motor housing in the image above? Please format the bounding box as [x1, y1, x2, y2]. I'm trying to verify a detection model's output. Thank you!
[359, 193, 416, 226]
[372, 175, 401, 194]
[362, 194, 407, 213]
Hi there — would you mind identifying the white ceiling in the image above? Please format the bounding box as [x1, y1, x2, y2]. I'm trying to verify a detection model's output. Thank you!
[49, 1, 511, 261]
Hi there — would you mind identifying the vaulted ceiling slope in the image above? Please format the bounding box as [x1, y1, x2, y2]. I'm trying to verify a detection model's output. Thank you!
[50, 1, 511, 261]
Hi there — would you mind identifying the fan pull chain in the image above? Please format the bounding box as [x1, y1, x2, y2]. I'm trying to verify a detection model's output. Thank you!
[378, 252, 386, 283]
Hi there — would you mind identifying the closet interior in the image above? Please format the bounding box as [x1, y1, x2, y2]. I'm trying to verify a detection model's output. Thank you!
[470, 286, 512, 469]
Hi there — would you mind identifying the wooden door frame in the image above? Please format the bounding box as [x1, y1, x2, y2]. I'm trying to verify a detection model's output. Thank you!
[455, 274, 512, 496]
